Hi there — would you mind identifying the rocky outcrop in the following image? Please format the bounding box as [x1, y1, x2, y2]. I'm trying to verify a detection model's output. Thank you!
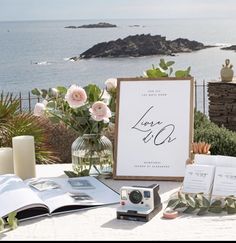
[69, 56, 80, 61]
[64, 22, 117, 29]
[221, 45, 236, 51]
[64, 26, 77, 29]
[79, 34, 211, 58]
[208, 81, 236, 131]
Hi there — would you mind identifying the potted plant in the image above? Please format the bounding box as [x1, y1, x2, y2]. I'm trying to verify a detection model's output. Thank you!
[221, 59, 234, 82]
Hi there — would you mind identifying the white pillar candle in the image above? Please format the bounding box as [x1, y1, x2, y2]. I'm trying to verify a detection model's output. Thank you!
[12, 136, 36, 180]
[0, 147, 14, 175]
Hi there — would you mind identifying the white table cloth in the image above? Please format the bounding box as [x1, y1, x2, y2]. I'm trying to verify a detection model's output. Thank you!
[1, 164, 236, 241]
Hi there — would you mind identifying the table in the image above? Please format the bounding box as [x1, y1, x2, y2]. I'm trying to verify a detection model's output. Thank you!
[1, 164, 236, 240]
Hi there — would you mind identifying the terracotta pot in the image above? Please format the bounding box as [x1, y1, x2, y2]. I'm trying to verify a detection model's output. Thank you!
[221, 59, 234, 82]
[221, 67, 234, 82]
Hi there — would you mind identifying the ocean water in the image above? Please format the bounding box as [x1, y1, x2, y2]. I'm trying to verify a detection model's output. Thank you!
[0, 18, 236, 97]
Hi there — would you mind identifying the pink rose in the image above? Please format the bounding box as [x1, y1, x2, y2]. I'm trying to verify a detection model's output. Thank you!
[89, 101, 112, 123]
[34, 103, 46, 117]
[65, 85, 87, 108]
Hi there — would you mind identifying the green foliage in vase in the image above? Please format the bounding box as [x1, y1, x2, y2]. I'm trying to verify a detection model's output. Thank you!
[32, 84, 113, 136]
[32, 82, 115, 176]
[70, 134, 113, 177]
[145, 58, 191, 78]
[0, 93, 58, 163]
[64, 170, 84, 178]
[167, 191, 236, 215]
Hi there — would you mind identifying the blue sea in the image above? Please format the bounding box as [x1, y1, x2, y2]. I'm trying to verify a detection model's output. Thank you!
[0, 18, 236, 98]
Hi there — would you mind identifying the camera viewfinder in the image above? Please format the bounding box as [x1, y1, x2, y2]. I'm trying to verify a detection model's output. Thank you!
[144, 191, 151, 198]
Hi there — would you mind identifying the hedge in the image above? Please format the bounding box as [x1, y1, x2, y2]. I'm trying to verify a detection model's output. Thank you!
[194, 111, 236, 156]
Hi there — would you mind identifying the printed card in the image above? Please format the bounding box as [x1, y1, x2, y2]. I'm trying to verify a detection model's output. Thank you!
[68, 179, 95, 190]
[29, 179, 60, 192]
[212, 167, 236, 197]
[182, 164, 215, 194]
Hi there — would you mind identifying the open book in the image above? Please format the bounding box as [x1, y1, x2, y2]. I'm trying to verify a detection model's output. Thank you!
[0, 175, 120, 220]
[182, 154, 236, 198]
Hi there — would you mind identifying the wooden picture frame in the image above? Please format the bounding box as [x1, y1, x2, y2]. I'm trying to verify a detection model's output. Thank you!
[113, 77, 194, 180]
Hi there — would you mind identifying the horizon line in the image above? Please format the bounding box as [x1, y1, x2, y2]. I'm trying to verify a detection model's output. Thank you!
[0, 16, 235, 23]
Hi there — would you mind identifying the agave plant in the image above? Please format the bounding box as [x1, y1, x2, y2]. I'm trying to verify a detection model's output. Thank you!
[0, 93, 58, 163]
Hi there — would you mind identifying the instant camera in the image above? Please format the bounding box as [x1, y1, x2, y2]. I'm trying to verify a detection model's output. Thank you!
[117, 184, 162, 222]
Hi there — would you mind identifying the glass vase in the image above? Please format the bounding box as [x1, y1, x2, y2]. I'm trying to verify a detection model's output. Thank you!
[71, 134, 113, 177]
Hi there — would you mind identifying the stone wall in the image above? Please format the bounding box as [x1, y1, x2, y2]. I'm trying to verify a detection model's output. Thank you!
[208, 81, 236, 131]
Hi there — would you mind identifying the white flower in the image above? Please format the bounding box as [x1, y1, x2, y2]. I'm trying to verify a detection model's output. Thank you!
[34, 103, 46, 117]
[101, 89, 111, 105]
[105, 78, 117, 92]
[51, 88, 59, 97]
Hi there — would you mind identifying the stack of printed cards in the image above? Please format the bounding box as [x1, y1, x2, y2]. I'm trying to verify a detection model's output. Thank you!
[182, 164, 236, 199]
[182, 164, 215, 195]
[212, 167, 236, 197]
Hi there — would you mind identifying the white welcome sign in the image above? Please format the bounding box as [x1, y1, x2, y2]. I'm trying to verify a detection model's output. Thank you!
[114, 78, 194, 180]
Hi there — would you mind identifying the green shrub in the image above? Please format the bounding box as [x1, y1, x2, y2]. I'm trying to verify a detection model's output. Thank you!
[194, 111, 236, 156]
[194, 110, 213, 130]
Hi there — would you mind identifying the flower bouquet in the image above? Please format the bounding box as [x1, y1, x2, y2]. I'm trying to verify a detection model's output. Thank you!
[32, 79, 117, 177]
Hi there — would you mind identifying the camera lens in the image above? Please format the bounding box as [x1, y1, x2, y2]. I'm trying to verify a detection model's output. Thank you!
[129, 190, 143, 204]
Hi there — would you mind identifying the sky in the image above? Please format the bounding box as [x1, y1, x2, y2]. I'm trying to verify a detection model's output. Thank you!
[1, 0, 236, 21]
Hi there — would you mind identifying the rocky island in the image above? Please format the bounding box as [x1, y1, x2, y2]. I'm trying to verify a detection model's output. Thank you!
[221, 45, 236, 52]
[78, 34, 211, 59]
[64, 22, 117, 29]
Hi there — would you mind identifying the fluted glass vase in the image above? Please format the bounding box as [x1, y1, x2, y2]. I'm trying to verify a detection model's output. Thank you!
[71, 134, 113, 177]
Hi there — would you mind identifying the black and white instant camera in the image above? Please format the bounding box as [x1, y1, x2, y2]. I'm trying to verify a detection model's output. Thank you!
[117, 184, 162, 222]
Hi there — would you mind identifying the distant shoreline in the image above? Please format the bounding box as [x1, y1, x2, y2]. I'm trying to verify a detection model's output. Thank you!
[64, 22, 117, 29]
[1, 17, 236, 22]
